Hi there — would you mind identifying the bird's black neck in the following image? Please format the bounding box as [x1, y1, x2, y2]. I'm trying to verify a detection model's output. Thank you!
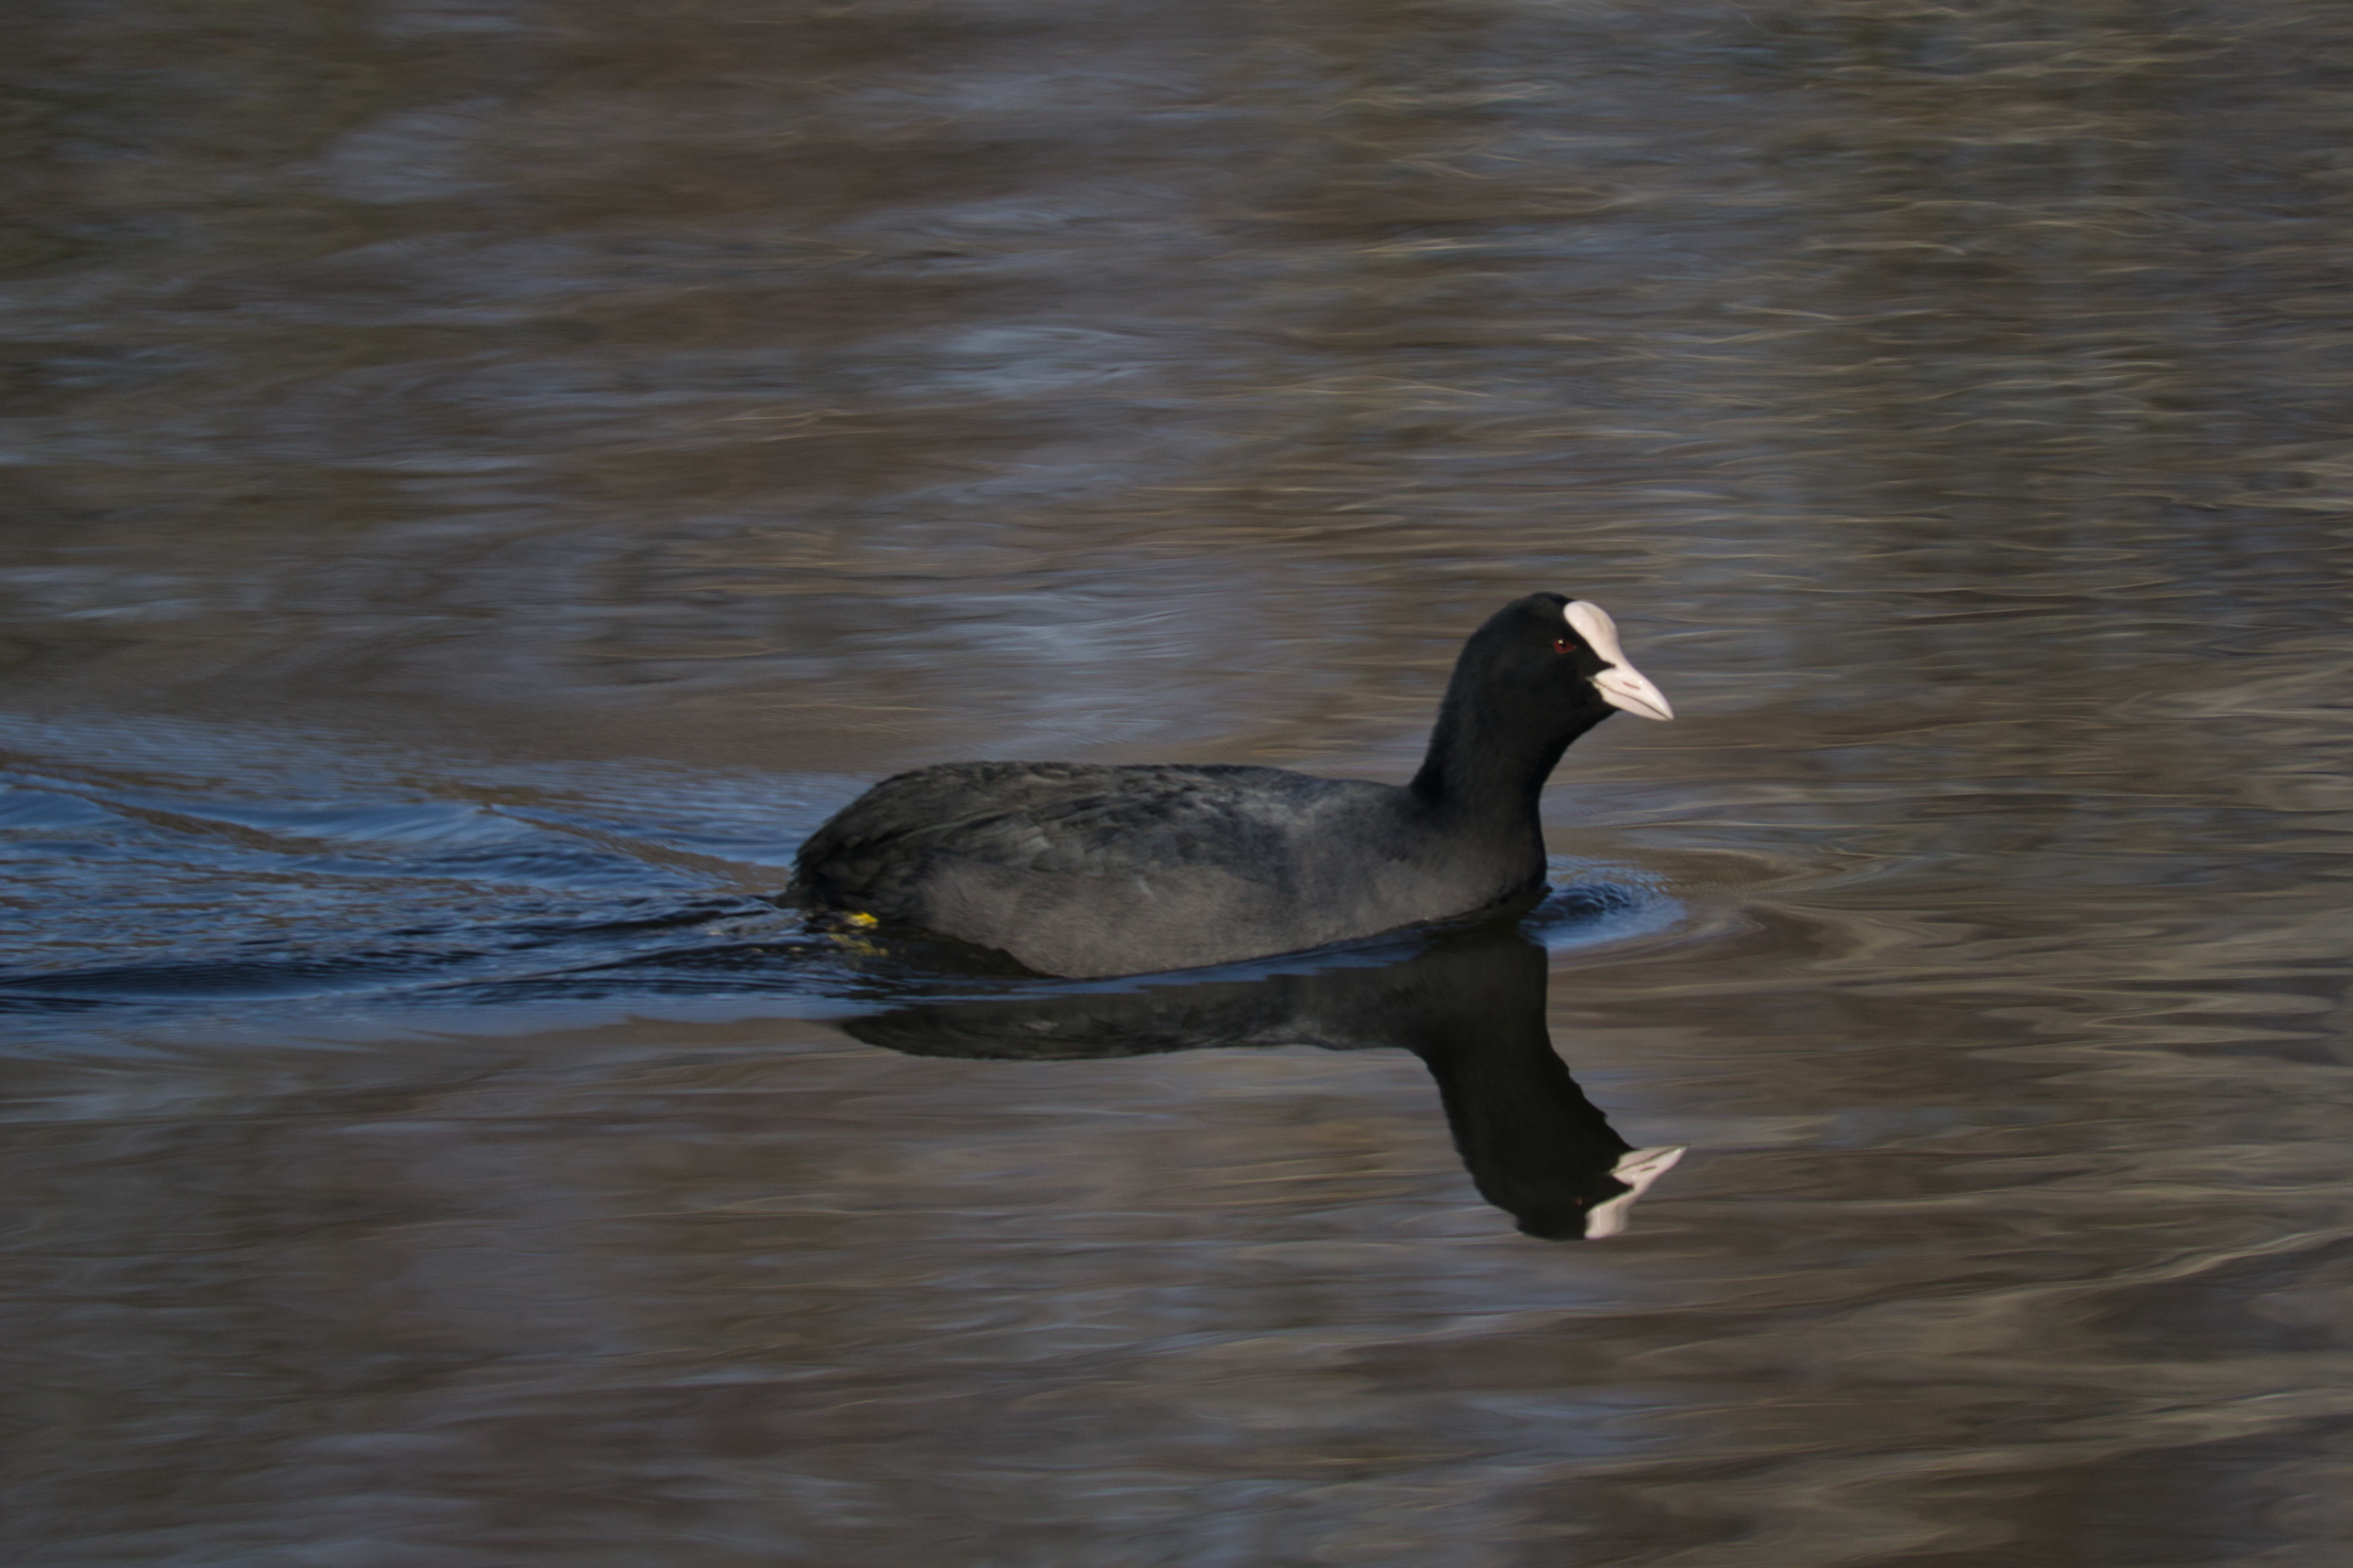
[1407, 682, 1611, 843]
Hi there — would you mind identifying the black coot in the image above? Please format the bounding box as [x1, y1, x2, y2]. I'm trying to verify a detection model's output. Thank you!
[788, 593, 1671, 978]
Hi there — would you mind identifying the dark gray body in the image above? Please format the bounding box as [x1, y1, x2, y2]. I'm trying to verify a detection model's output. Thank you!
[788, 593, 1644, 979]
[788, 759, 1542, 978]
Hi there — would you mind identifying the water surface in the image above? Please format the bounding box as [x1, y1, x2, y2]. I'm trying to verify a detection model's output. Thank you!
[5, 1, 2352, 1563]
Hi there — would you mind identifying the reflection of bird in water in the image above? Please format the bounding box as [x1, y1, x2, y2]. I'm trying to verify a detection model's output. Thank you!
[843, 922, 1683, 1240]
[790, 596, 1671, 978]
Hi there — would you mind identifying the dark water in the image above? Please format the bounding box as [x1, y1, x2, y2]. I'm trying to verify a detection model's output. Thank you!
[7, 1, 2353, 1563]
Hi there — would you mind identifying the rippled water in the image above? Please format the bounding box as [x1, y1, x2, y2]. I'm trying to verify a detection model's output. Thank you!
[7, 1, 2353, 1563]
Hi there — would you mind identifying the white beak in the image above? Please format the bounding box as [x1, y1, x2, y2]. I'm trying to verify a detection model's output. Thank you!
[1564, 600, 1674, 722]
[1593, 665, 1674, 723]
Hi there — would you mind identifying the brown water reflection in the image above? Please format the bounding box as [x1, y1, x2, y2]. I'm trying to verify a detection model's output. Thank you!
[6, 0, 2353, 1563]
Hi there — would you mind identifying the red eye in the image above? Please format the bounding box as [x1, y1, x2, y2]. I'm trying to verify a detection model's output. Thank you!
[1553, 639, 1578, 654]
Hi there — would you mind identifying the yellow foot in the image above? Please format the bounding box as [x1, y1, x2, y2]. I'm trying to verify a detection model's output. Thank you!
[817, 908, 885, 955]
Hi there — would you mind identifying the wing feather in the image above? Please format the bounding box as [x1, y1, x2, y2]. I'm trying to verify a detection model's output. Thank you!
[792, 763, 1379, 908]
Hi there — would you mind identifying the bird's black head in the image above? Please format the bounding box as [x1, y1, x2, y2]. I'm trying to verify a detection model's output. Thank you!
[1411, 592, 1673, 819]
[1477, 593, 1674, 725]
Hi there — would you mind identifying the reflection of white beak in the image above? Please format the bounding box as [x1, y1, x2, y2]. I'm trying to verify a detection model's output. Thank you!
[1563, 601, 1674, 722]
[1593, 664, 1674, 723]
[1584, 1144, 1686, 1240]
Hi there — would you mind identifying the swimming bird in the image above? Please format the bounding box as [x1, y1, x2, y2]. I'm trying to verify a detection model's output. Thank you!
[788, 593, 1671, 978]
